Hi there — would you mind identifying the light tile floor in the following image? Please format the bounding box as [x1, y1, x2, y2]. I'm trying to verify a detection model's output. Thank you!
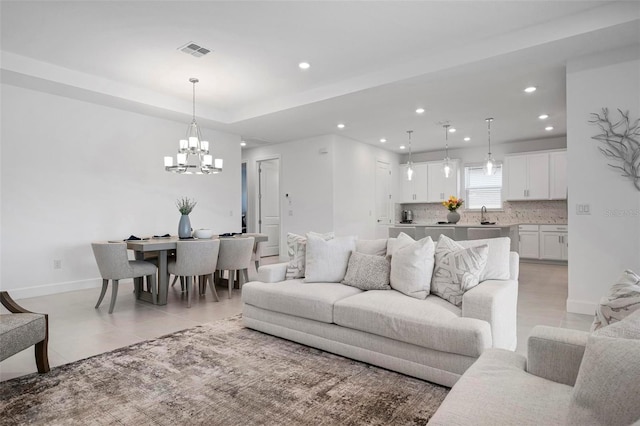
[1, 260, 592, 381]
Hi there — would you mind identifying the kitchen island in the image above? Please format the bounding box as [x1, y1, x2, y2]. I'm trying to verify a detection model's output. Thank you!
[391, 223, 519, 252]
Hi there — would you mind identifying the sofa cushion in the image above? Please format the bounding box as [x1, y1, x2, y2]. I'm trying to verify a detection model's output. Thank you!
[341, 251, 391, 290]
[0, 313, 46, 362]
[334, 290, 492, 357]
[285, 231, 334, 279]
[432, 235, 489, 307]
[591, 269, 640, 331]
[389, 234, 435, 300]
[457, 237, 511, 281]
[242, 280, 361, 323]
[304, 234, 356, 283]
[429, 349, 572, 426]
[355, 238, 387, 256]
[568, 311, 640, 426]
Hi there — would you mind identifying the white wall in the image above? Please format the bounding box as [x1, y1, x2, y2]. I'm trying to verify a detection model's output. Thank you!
[566, 47, 640, 314]
[242, 134, 400, 258]
[1, 84, 241, 298]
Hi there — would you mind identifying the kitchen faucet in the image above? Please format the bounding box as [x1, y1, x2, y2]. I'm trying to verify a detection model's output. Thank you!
[481, 206, 487, 223]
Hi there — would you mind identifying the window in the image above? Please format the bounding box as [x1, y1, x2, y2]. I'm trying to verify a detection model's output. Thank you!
[464, 164, 503, 209]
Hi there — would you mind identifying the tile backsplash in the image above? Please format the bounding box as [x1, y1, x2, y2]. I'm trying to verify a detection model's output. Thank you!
[397, 200, 568, 225]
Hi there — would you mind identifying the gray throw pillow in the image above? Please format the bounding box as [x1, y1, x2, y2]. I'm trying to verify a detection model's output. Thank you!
[568, 313, 640, 426]
[591, 269, 640, 331]
[342, 251, 391, 290]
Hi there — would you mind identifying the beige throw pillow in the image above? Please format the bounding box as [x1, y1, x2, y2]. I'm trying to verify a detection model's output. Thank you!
[356, 239, 388, 256]
[304, 234, 356, 283]
[591, 269, 640, 331]
[389, 233, 435, 300]
[285, 231, 334, 279]
[342, 251, 391, 290]
[431, 235, 489, 307]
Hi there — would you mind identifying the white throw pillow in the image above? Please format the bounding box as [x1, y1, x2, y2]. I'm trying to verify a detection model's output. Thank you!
[304, 234, 356, 283]
[285, 231, 334, 279]
[431, 235, 489, 307]
[389, 233, 435, 300]
[356, 239, 388, 256]
[456, 237, 511, 281]
[591, 269, 640, 331]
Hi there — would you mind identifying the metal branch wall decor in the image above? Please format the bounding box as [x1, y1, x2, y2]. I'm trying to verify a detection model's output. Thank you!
[589, 108, 640, 191]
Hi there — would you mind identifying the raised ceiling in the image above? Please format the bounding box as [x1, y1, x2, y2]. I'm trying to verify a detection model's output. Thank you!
[1, 1, 639, 152]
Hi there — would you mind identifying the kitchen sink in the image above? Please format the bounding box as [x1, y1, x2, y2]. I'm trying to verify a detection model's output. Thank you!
[480, 221, 496, 225]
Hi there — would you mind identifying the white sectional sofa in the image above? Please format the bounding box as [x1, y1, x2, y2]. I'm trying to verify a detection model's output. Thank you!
[242, 235, 519, 387]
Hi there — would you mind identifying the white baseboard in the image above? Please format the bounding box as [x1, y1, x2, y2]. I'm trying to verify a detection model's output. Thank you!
[566, 299, 597, 315]
[2, 278, 105, 300]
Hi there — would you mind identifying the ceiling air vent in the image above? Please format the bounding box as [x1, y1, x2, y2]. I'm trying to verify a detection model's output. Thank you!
[178, 42, 211, 58]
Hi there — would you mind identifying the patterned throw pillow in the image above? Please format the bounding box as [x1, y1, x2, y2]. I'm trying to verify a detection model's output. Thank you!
[431, 235, 489, 307]
[591, 269, 640, 331]
[285, 231, 334, 279]
[342, 251, 391, 290]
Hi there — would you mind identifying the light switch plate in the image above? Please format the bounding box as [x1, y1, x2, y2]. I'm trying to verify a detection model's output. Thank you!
[576, 204, 591, 215]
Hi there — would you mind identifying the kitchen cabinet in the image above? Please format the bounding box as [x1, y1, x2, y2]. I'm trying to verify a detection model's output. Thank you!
[504, 152, 550, 200]
[400, 163, 428, 203]
[518, 224, 540, 259]
[550, 151, 567, 200]
[539, 225, 568, 260]
[427, 160, 459, 202]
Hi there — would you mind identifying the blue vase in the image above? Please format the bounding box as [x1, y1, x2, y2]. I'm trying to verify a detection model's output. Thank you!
[178, 214, 192, 239]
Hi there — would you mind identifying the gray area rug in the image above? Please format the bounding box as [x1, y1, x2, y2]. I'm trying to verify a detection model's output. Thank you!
[0, 316, 448, 425]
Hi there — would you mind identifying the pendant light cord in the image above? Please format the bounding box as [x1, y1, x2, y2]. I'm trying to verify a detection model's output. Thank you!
[486, 118, 493, 155]
[444, 124, 449, 157]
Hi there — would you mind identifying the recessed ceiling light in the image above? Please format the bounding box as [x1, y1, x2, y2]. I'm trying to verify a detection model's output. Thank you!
[415, 108, 425, 114]
[240, 141, 247, 147]
[448, 128, 456, 133]
[524, 86, 537, 93]
[337, 123, 345, 129]
[545, 126, 554, 131]
[399, 145, 406, 150]
[538, 114, 549, 120]
[298, 62, 310, 70]
[464, 137, 471, 142]
[380, 138, 387, 143]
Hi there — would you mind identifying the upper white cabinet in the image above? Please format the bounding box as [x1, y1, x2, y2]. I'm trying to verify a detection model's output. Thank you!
[427, 161, 459, 202]
[504, 152, 550, 200]
[400, 160, 459, 203]
[549, 151, 568, 200]
[400, 163, 428, 203]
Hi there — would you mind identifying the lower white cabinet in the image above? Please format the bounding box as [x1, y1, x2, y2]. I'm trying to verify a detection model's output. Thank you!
[519, 225, 540, 259]
[539, 225, 568, 260]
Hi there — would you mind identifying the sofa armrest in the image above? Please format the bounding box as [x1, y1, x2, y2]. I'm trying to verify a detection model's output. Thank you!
[509, 252, 519, 280]
[462, 279, 518, 350]
[526, 325, 589, 386]
[257, 262, 288, 283]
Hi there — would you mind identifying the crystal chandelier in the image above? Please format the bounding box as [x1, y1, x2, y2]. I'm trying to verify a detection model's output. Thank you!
[164, 78, 223, 174]
[406, 130, 414, 181]
[484, 117, 496, 176]
[442, 124, 451, 178]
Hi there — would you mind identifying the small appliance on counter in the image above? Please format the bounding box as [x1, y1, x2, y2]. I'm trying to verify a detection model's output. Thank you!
[401, 210, 413, 223]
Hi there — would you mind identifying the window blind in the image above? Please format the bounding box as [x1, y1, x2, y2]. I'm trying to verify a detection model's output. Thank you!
[465, 164, 503, 209]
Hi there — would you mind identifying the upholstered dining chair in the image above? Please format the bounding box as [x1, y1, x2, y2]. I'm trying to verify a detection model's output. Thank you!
[216, 237, 255, 299]
[389, 227, 415, 239]
[0, 291, 50, 373]
[423, 227, 455, 240]
[168, 239, 221, 308]
[467, 227, 502, 240]
[91, 242, 157, 314]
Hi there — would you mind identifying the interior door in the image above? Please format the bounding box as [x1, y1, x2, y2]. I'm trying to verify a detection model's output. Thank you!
[375, 160, 392, 237]
[258, 158, 280, 257]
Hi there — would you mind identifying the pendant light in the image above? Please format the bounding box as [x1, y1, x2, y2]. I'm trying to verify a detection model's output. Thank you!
[442, 124, 451, 178]
[406, 130, 414, 181]
[164, 78, 223, 175]
[484, 117, 496, 176]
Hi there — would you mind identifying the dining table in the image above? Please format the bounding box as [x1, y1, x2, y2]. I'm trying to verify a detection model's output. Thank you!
[126, 233, 268, 305]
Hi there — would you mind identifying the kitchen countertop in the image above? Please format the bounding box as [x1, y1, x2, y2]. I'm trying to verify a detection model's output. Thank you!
[394, 223, 519, 228]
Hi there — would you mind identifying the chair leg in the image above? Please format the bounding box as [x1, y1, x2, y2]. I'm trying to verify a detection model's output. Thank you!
[35, 339, 50, 373]
[170, 275, 178, 287]
[108, 280, 119, 314]
[149, 274, 157, 305]
[207, 274, 220, 302]
[180, 276, 185, 292]
[255, 260, 260, 273]
[228, 270, 235, 299]
[186, 276, 193, 308]
[95, 279, 109, 309]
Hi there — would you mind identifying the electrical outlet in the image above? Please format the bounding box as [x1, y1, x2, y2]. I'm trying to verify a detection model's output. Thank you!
[53, 259, 62, 270]
[576, 204, 591, 215]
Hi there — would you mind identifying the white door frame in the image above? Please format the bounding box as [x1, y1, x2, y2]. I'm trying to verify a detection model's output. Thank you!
[254, 155, 282, 255]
